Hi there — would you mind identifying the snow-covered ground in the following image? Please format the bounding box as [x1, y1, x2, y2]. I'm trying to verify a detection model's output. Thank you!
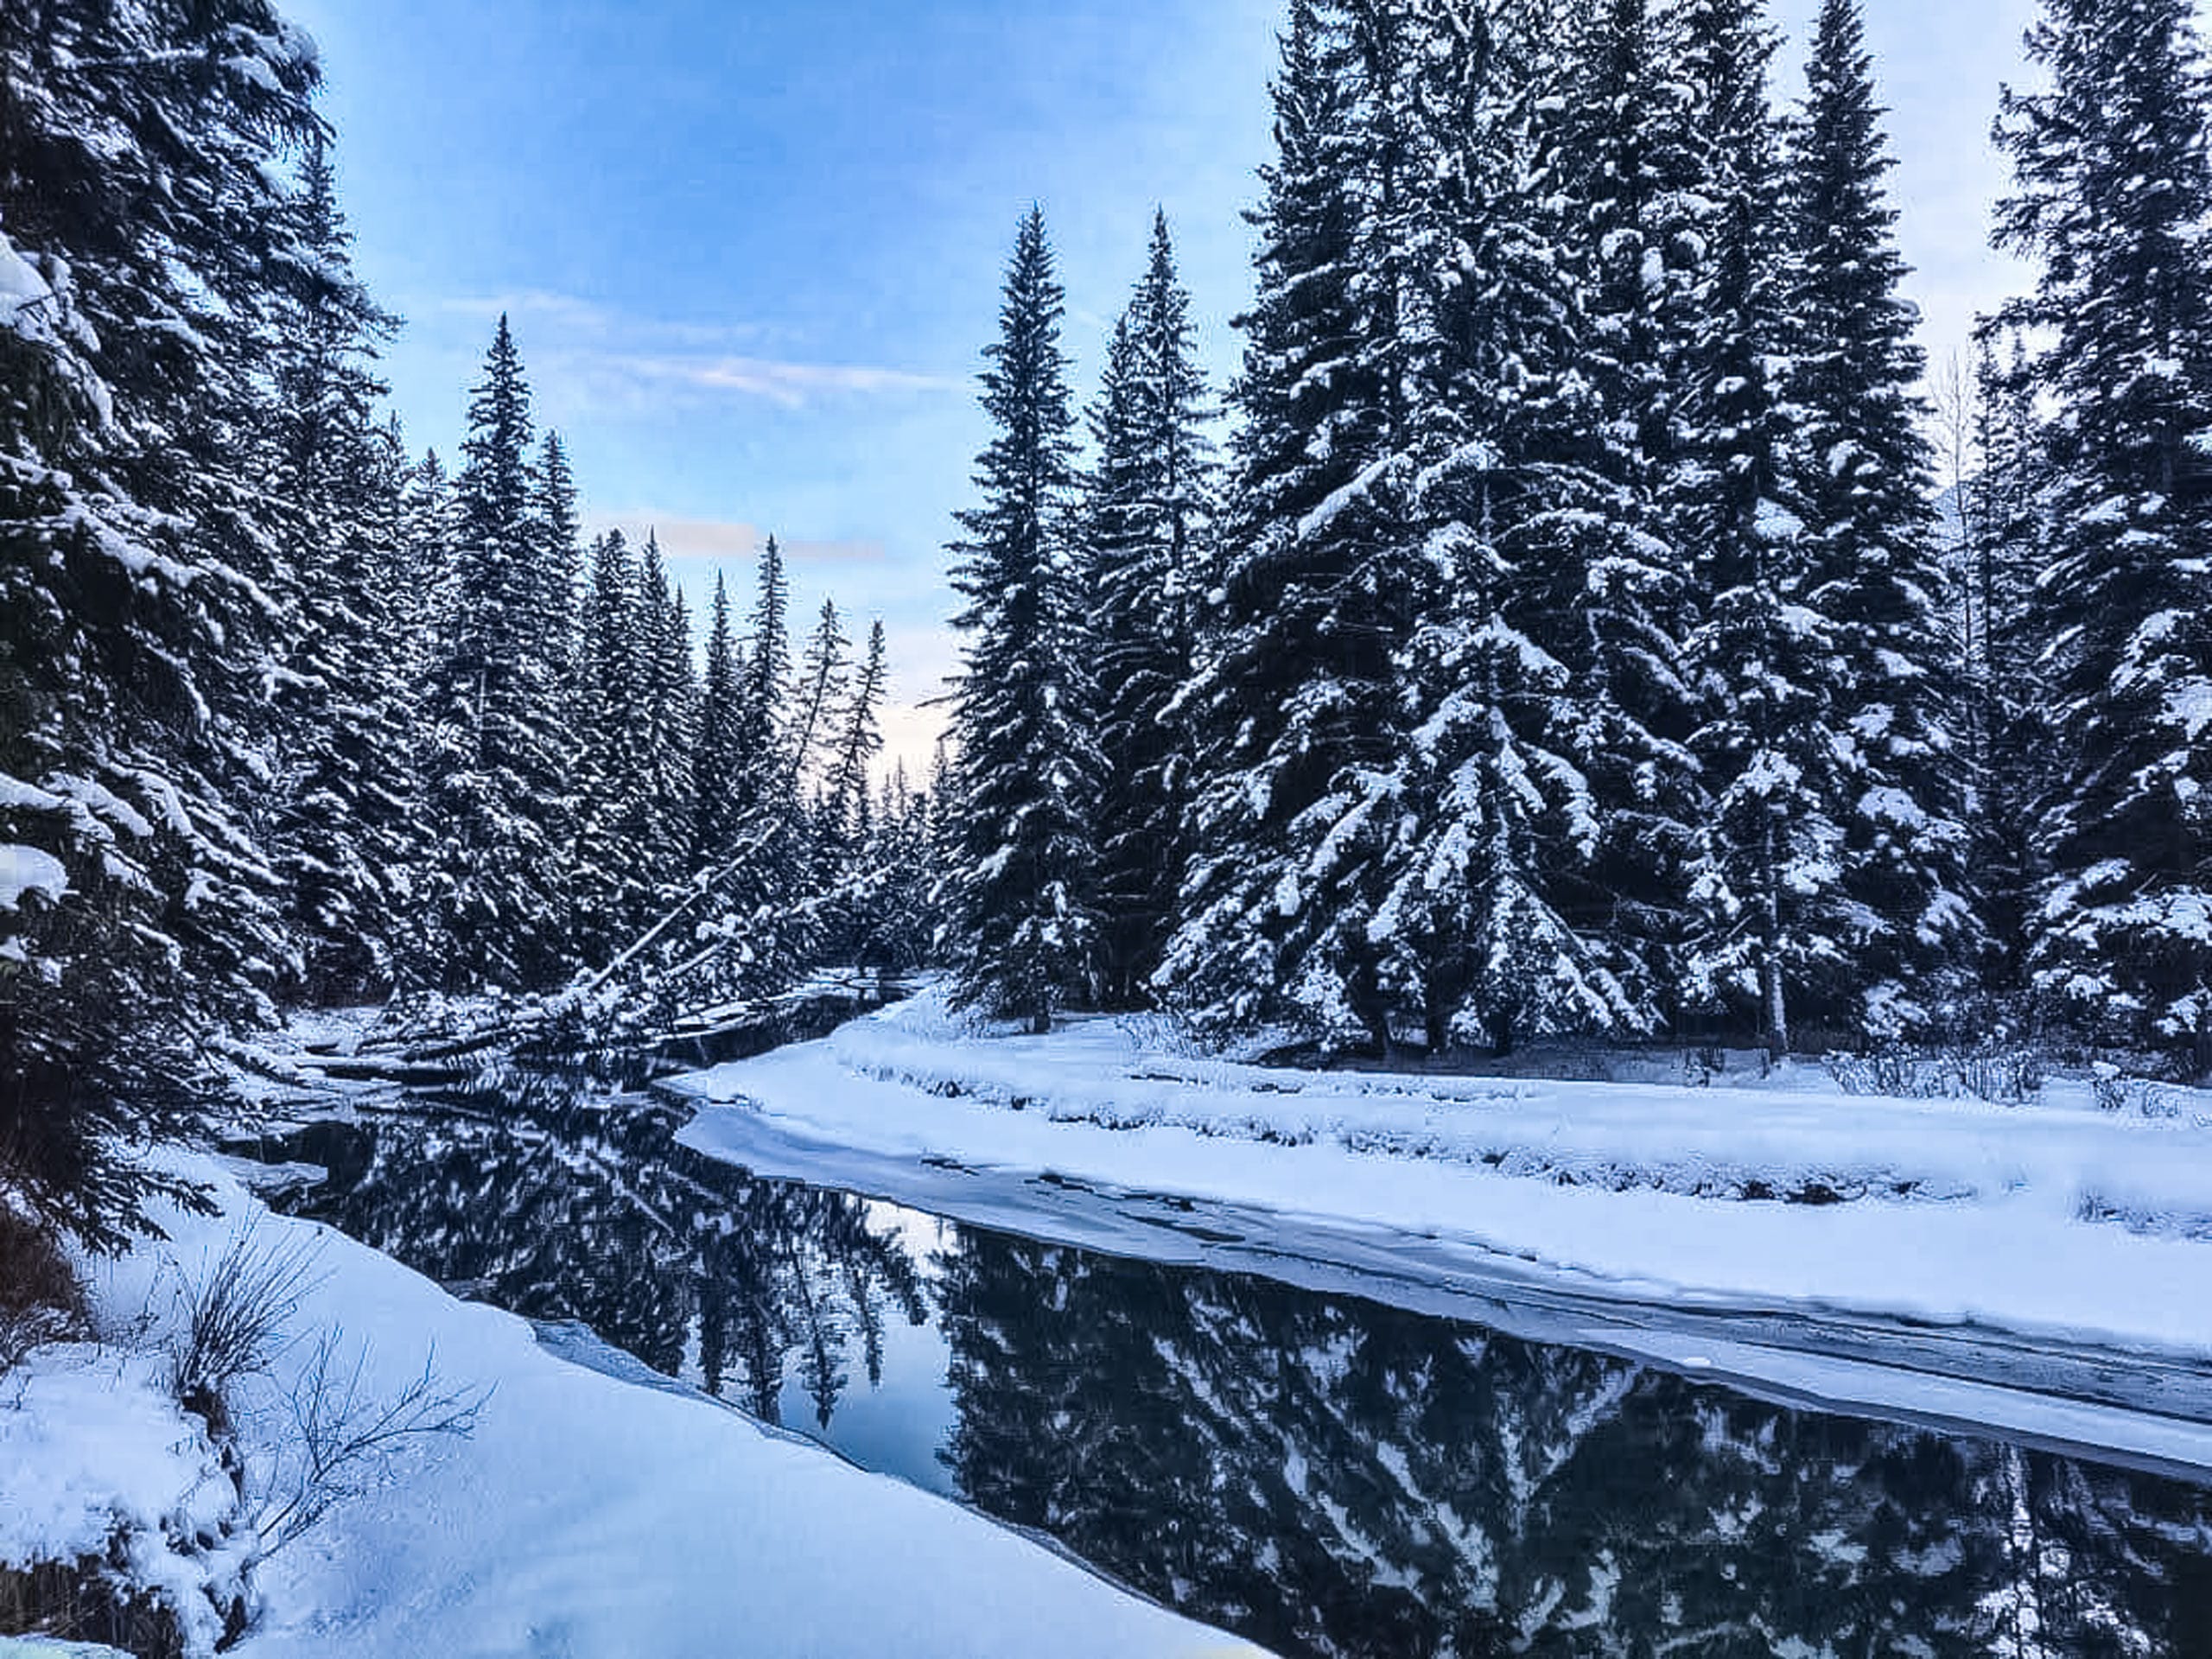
[668, 993, 2212, 1474]
[0, 1156, 1262, 1658]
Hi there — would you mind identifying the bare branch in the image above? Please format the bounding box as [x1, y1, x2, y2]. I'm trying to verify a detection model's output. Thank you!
[253, 1329, 488, 1556]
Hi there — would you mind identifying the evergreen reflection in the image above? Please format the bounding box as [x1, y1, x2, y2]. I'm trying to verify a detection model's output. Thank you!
[935, 1236, 2212, 1657]
[266, 1085, 2212, 1656]
[276, 1071, 925, 1427]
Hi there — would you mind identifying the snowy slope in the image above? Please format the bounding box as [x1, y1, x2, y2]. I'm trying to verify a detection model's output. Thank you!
[5, 1159, 1264, 1659]
[668, 996, 2212, 1426]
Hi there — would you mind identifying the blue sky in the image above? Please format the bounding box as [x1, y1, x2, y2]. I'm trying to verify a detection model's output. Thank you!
[288, 0, 2044, 767]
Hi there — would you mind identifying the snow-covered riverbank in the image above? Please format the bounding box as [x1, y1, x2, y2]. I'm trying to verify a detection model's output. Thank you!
[0, 1156, 1262, 1657]
[667, 995, 2212, 1471]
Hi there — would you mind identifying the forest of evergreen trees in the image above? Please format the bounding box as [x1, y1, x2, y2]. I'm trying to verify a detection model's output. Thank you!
[941, 0, 2212, 1072]
[8, 0, 2212, 1244]
[0, 0, 935, 1243]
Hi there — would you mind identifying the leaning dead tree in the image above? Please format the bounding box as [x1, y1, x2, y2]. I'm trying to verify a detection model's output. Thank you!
[347, 819, 912, 1073]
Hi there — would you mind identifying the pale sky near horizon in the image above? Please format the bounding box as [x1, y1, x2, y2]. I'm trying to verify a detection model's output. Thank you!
[287, 0, 2054, 771]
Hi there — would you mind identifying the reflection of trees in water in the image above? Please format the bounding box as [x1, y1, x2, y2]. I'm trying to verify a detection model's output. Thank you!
[285, 1071, 925, 1427]
[281, 1078, 2212, 1657]
[936, 1237, 2212, 1659]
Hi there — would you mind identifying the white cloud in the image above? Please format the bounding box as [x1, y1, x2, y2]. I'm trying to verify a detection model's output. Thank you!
[584, 511, 888, 566]
[425, 289, 957, 412]
[613, 354, 960, 407]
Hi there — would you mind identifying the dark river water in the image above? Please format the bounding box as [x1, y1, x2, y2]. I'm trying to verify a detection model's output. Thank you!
[247, 1072, 2212, 1657]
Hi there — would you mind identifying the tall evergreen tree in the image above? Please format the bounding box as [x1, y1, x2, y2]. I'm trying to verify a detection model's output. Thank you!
[1157, 0, 1412, 1050]
[1084, 213, 1215, 1007]
[733, 535, 792, 830]
[635, 534, 698, 903]
[1554, 0, 1711, 1019]
[823, 618, 888, 868]
[0, 0, 323, 1241]
[384, 443, 454, 984]
[1777, 0, 1973, 1034]
[397, 447, 454, 673]
[533, 434, 582, 661]
[942, 207, 1103, 1030]
[530, 429, 583, 945]
[817, 619, 889, 958]
[698, 533, 807, 961]
[262, 139, 416, 1002]
[1670, 0, 1847, 1056]
[1371, 0, 1652, 1052]
[420, 317, 572, 992]
[1993, 0, 2212, 1059]
[694, 569, 747, 868]
[572, 528, 650, 953]
[786, 598, 851, 798]
[1958, 334, 2053, 990]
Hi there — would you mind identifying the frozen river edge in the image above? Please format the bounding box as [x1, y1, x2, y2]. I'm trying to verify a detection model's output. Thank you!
[666, 1001, 2212, 1486]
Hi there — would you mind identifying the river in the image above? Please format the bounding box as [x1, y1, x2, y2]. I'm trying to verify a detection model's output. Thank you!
[242, 1071, 2212, 1656]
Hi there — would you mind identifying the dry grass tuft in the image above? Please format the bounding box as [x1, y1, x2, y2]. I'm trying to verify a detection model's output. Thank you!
[0, 1203, 88, 1386]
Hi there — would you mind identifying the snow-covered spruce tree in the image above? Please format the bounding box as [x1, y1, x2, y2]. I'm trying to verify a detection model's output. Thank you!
[419, 317, 575, 993]
[1670, 0, 1851, 1057]
[692, 568, 747, 869]
[269, 413, 418, 1003]
[820, 617, 887, 890]
[531, 429, 584, 937]
[380, 443, 455, 986]
[1082, 212, 1215, 1008]
[636, 533, 699, 903]
[532, 433, 583, 667]
[260, 141, 423, 1003]
[732, 534, 794, 840]
[0, 0, 322, 1243]
[1776, 0, 1973, 1035]
[397, 446, 455, 665]
[1959, 334, 2054, 989]
[1993, 0, 2212, 1061]
[785, 597, 850, 803]
[1157, 0, 1414, 1052]
[570, 528, 652, 955]
[1550, 0, 1715, 1020]
[1371, 0, 1652, 1053]
[942, 207, 1103, 1031]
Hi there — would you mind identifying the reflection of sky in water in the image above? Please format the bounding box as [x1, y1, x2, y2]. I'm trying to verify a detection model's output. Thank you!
[779, 1284, 960, 1496]
[778, 1200, 960, 1496]
[865, 1200, 956, 1284]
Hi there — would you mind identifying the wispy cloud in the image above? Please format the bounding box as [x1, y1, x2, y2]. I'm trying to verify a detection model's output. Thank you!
[424, 289, 957, 411]
[432, 289, 772, 350]
[583, 511, 887, 566]
[613, 355, 960, 407]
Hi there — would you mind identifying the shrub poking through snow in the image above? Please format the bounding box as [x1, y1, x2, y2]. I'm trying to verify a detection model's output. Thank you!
[3, 1202, 485, 1655]
[251, 1331, 486, 1557]
[0, 1548, 189, 1658]
[1827, 1043, 2044, 1103]
[165, 1224, 322, 1436]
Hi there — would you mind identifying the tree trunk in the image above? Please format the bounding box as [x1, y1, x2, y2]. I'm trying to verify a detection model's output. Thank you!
[1763, 957, 1789, 1064]
[1762, 818, 1789, 1063]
